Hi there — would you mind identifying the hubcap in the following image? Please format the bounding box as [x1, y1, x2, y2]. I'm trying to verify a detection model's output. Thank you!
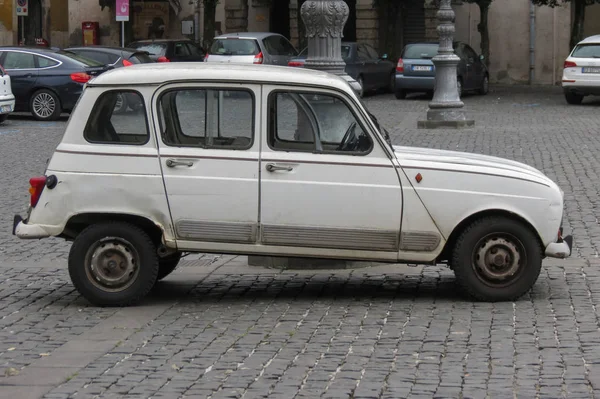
[85, 237, 140, 292]
[32, 93, 56, 118]
[472, 234, 525, 286]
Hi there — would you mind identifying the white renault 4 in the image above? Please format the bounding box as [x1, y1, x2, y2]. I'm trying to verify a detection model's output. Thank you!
[562, 34, 600, 104]
[13, 63, 572, 306]
[0, 62, 14, 123]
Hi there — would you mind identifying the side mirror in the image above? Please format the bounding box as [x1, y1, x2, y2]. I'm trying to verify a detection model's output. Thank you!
[381, 54, 388, 60]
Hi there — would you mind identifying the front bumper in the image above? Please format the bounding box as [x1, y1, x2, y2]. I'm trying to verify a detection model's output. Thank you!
[13, 215, 52, 239]
[544, 230, 573, 259]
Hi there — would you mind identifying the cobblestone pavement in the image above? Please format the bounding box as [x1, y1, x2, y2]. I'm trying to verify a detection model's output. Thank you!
[0, 86, 599, 398]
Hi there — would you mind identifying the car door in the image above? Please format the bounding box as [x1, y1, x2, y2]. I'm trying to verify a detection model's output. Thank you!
[169, 42, 192, 62]
[455, 43, 473, 89]
[259, 86, 403, 258]
[464, 44, 485, 88]
[0, 51, 39, 109]
[154, 83, 261, 249]
[356, 44, 376, 89]
[363, 44, 391, 89]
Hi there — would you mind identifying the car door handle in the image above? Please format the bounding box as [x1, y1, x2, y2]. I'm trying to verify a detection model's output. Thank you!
[166, 159, 194, 168]
[24, 73, 34, 78]
[266, 163, 293, 172]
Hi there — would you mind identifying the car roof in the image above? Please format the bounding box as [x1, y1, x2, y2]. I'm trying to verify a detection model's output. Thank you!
[214, 32, 284, 40]
[65, 46, 141, 54]
[0, 46, 61, 54]
[88, 63, 354, 94]
[580, 35, 600, 44]
[129, 39, 191, 44]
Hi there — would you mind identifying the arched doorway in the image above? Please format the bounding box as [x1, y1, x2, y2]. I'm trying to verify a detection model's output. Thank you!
[17, 0, 43, 45]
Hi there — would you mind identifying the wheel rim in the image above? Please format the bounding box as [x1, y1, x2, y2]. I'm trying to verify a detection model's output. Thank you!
[472, 233, 527, 288]
[85, 237, 140, 292]
[32, 92, 55, 118]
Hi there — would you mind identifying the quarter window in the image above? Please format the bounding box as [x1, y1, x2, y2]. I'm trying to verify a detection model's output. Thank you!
[159, 88, 254, 150]
[268, 91, 372, 155]
[36, 56, 59, 68]
[84, 91, 149, 145]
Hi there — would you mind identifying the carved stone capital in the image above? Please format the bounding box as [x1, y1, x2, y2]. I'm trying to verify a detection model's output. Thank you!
[300, 0, 349, 39]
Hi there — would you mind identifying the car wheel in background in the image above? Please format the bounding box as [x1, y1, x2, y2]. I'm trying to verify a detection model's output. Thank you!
[30, 89, 62, 121]
[395, 89, 407, 100]
[388, 72, 396, 93]
[564, 92, 584, 105]
[479, 75, 489, 95]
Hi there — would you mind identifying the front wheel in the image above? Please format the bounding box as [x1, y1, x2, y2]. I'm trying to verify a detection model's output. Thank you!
[30, 89, 62, 121]
[565, 92, 584, 105]
[68, 222, 159, 306]
[451, 216, 542, 301]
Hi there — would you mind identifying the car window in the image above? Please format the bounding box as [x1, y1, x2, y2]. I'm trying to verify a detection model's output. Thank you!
[84, 91, 149, 145]
[402, 44, 439, 59]
[571, 44, 600, 58]
[36, 55, 59, 68]
[70, 50, 112, 65]
[174, 42, 191, 56]
[209, 39, 260, 56]
[357, 45, 370, 61]
[185, 43, 204, 56]
[58, 51, 105, 66]
[268, 91, 372, 155]
[3, 51, 36, 69]
[129, 52, 153, 64]
[129, 42, 168, 57]
[159, 88, 254, 150]
[263, 36, 297, 56]
[364, 44, 379, 60]
[463, 45, 478, 61]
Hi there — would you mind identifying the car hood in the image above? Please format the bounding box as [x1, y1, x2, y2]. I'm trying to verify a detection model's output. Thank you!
[393, 145, 556, 188]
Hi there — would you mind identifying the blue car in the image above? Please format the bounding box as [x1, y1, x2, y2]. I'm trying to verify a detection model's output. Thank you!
[395, 41, 489, 99]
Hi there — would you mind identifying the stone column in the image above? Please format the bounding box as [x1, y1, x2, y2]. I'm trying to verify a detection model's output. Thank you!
[418, 0, 474, 129]
[300, 0, 361, 94]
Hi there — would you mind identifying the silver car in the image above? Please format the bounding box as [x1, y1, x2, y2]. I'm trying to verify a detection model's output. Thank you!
[205, 32, 298, 66]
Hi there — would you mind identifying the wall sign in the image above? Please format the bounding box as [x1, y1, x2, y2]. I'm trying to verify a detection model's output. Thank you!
[16, 0, 28, 16]
[116, 0, 130, 22]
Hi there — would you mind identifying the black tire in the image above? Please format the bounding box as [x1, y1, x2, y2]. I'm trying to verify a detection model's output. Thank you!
[479, 75, 489, 95]
[388, 72, 396, 93]
[0, 114, 8, 124]
[395, 89, 407, 100]
[565, 92, 584, 105]
[68, 222, 159, 306]
[30, 89, 62, 121]
[157, 252, 182, 281]
[451, 216, 542, 302]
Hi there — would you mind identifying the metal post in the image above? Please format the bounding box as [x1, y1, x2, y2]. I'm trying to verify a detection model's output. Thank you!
[121, 22, 125, 47]
[21, 16, 25, 44]
[300, 0, 361, 94]
[418, 0, 474, 129]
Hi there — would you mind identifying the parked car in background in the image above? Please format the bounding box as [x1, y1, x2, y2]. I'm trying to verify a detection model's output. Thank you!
[562, 34, 600, 105]
[127, 39, 205, 63]
[205, 32, 298, 66]
[288, 42, 396, 97]
[64, 46, 154, 113]
[0, 47, 111, 121]
[0, 62, 15, 124]
[395, 41, 489, 99]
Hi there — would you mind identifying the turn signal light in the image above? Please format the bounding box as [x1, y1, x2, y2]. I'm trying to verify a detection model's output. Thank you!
[29, 176, 47, 207]
[564, 60, 577, 68]
[254, 52, 264, 64]
[122, 59, 134, 67]
[157, 56, 170, 63]
[396, 58, 404, 73]
[70, 73, 91, 83]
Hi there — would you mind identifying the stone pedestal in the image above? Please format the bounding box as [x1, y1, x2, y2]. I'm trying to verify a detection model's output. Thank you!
[418, 0, 474, 129]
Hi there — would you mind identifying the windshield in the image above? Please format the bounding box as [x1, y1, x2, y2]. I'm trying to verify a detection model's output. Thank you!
[59, 51, 105, 67]
[403, 44, 439, 59]
[209, 39, 260, 56]
[571, 44, 600, 58]
[129, 43, 167, 56]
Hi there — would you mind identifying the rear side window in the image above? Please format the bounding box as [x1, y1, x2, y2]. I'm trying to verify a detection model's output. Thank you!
[571, 44, 600, 58]
[36, 56, 59, 68]
[129, 52, 153, 64]
[263, 36, 297, 56]
[58, 51, 104, 67]
[130, 43, 167, 57]
[402, 44, 439, 59]
[84, 91, 149, 145]
[209, 39, 260, 56]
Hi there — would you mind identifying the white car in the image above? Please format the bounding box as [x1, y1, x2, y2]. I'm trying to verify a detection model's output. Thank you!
[13, 63, 572, 306]
[562, 34, 600, 104]
[0, 63, 15, 123]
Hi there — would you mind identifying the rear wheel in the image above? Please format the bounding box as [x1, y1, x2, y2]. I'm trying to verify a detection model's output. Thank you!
[388, 72, 396, 93]
[565, 92, 584, 105]
[30, 89, 62, 121]
[451, 216, 542, 301]
[479, 75, 489, 95]
[395, 89, 407, 100]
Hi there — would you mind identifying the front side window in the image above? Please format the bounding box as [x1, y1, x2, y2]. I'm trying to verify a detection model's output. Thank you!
[159, 88, 254, 150]
[174, 42, 191, 56]
[268, 91, 372, 155]
[3, 52, 35, 69]
[84, 90, 149, 145]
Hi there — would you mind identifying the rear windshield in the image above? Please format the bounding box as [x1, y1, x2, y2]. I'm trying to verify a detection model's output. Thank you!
[402, 44, 439, 59]
[571, 44, 600, 58]
[59, 51, 105, 67]
[129, 52, 154, 64]
[129, 42, 167, 57]
[209, 39, 260, 56]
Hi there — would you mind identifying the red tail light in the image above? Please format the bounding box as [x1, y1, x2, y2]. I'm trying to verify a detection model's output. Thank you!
[253, 52, 264, 64]
[396, 58, 404, 73]
[157, 56, 170, 63]
[70, 72, 91, 83]
[29, 176, 47, 207]
[564, 60, 577, 68]
[288, 61, 303, 67]
[122, 59, 134, 67]
[204, 54, 209, 61]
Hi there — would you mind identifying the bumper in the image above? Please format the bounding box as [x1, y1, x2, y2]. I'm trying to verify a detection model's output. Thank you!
[544, 234, 573, 259]
[0, 95, 15, 114]
[562, 85, 600, 96]
[12, 215, 53, 239]
[395, 75, 435, 91]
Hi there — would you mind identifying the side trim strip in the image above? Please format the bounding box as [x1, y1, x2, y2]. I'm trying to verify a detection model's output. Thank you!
[401, 166, 551, 187]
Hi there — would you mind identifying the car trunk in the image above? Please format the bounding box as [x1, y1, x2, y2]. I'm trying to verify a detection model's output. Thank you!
[402, 59, 436, 77]
[570, 44, 600, 78]
[401, 43, 439, 77]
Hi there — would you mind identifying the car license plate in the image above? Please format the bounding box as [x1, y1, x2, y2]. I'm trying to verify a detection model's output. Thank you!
[0, 104, 12, 114]
[582, 67, 600, 74]
[412, 65, 433, 72]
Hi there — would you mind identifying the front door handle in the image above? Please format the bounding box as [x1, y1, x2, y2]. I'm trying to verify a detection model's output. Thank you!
[266, 163, 293, 172]
[166, 159, 193, 168]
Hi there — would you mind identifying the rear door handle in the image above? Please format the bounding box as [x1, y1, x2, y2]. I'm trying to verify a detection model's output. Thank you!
[166, 159, 194, 168]
[266, 163, 293, 172]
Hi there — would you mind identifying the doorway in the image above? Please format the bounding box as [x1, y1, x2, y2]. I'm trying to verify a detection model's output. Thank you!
[343, 0, 356, 42]
[17, 0, 43, 45]
[270, 0, 290, 39]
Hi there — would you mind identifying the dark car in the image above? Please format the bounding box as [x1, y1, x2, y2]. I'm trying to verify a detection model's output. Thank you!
[394, 41, 489, 99]
[288, 42, 396, 97]
[127, 39, 205, 63]
[0, 47, 111, 121]
[64, 46, 154, 68]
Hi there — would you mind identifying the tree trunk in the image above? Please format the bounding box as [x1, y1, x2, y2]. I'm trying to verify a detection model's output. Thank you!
[203, 0, 218, 50]
[477, 0, 491, 67]
[570, 0, 586, 50]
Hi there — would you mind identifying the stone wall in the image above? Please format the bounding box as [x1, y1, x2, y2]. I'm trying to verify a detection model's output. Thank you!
[0, 0, 15, 45]
[225, 0, 248, 32]
[356, 0, 377, 48]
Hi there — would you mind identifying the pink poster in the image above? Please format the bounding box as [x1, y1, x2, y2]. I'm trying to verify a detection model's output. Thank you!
[116, 0, 130, 22]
